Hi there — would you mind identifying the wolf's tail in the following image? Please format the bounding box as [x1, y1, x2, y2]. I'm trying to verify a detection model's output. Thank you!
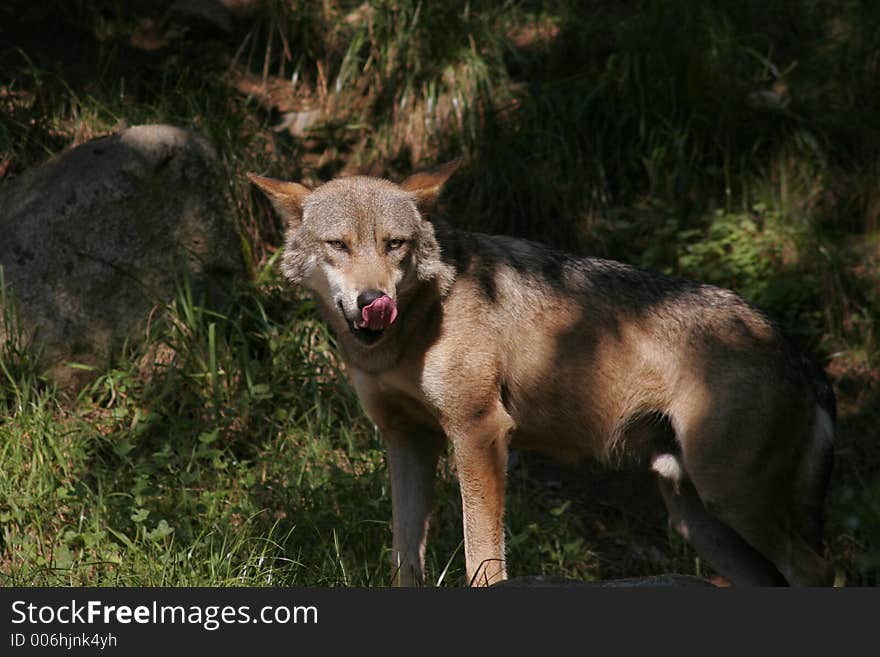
[795, 353, 836, 550]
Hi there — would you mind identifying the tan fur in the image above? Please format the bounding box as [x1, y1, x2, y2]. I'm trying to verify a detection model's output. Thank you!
[249, 163, 835, 587]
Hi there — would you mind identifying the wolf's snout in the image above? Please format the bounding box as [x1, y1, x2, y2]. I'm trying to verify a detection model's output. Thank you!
[356, 291, 398, 330]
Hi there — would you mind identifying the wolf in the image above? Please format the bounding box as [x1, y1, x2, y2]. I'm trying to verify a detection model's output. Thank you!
[248, 161, 835, 587]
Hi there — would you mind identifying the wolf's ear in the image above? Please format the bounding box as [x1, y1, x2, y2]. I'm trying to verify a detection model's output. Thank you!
[400, 159, 461, 210]
[247, 173, 310, 227]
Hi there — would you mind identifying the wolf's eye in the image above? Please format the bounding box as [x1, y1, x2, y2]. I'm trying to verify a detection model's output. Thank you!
[326, 240, 347, 251]
[386, 238, 406, 251]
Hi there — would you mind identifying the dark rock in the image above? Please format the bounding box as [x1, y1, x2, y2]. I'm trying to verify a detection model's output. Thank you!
[493, 574, 716, 587]
[0, 124, 244, 392]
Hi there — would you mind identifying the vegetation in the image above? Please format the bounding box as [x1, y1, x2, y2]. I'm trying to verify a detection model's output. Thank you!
[0, 0, 877, 586]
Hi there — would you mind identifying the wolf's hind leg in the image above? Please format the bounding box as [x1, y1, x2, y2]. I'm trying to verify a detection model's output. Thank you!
[670, 404, 833, 586]
[705, 502, 833, 587]
[653, 454, 788, 586]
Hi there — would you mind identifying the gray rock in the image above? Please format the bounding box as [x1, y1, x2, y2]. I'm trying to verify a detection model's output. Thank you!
[493, 574, 715, 587]
[0, 124, 243, 392]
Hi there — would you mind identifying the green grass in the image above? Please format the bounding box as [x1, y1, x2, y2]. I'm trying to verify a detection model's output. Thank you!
[2, 274, 648, 586]
[1, 0, 878, 585]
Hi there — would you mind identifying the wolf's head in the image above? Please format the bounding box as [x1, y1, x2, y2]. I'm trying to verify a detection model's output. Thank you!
[248, 162, 458, 346]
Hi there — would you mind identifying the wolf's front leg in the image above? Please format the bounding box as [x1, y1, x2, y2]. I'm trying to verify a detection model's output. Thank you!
[350, 371, 446, 586]
[447, 404, 513, 586]
[384, 428, 446, 586]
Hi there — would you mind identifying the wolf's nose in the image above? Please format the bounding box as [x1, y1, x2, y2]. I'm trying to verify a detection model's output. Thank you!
[357, 290, 386, 310]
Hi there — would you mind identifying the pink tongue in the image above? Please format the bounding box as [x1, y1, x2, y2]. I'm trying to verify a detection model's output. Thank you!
[359, 295, 398, 330]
